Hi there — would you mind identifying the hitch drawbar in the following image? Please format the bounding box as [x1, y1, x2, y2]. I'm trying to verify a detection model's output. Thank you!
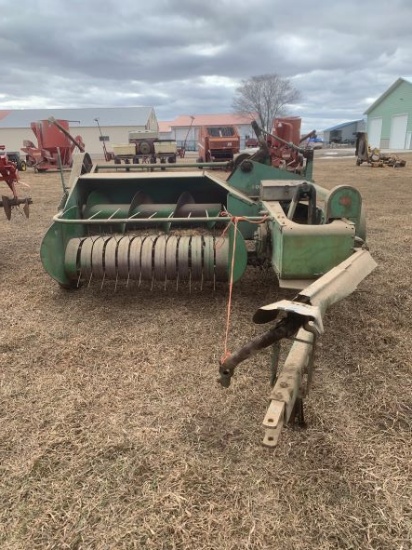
[218, 249, 377, 447]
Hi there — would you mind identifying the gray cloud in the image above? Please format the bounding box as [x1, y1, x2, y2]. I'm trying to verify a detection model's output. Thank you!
[1, 0, 412, 131]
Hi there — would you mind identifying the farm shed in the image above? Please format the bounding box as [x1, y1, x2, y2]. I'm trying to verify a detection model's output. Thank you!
[323, 120, 365, 145]
[0, 106, 158, 157]
[159, 113, 256, 150]
[364, 77, 412, 149]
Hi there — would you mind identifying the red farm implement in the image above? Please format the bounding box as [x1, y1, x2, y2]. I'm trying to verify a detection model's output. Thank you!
[0, 146, 32, 219]
[21, 118, 85, 172]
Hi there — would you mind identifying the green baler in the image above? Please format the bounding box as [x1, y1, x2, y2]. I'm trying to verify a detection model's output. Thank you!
[40, 153, 376, 446]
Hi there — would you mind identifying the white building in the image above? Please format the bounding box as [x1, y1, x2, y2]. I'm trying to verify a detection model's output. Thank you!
[0, 107, 158, 157]
[0, 107, 258, 158]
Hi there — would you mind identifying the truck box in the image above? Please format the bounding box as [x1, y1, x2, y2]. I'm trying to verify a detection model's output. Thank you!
[154, 141, 177, 155]
[112, 144, 136, 156]
[128, 130, 158, 141]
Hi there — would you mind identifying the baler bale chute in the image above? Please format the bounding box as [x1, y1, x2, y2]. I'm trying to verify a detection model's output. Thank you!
[40, 134, 377, 446]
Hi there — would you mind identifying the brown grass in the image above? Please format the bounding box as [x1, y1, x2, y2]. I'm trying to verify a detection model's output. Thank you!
[1, 154, 411, 549]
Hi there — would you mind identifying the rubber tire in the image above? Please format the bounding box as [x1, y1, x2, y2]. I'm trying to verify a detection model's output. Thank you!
[234, 153, 252, 169]
[139, 141, 151, 155]
[240, 160, 253, 173]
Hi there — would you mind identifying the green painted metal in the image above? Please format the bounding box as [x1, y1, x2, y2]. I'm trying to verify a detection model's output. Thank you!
[40, 159, 364, 288]
[94, 162, 230, 171]
[366, 79, 412, 147]
[226, 195, 262, 239]
[324, 185, 362, 228]
[227, 160, 313, 198]
[40, 207, 84, 286]
[267, 201, 355, 279]
[227, 224, 248, 283]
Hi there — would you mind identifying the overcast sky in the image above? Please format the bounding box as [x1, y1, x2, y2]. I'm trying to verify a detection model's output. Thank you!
[1, 0, 411, 132]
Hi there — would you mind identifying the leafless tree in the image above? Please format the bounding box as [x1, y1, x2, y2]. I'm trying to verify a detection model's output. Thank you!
[232, 74, 301, 131]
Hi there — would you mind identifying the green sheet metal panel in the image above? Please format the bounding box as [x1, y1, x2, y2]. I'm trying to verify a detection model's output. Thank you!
[40, 206, 85, 286]
[266, 199, 355, 279]
[227, 194, 262, 239]
[228, 161, 310, 197]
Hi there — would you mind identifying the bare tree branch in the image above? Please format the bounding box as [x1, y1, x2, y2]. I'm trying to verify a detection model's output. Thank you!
[232, 74, 301, 131]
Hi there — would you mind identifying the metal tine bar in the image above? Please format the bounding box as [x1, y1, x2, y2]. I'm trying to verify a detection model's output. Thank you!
[200, 235, 204, 291]
[138, 236, 145, 288]
[100, 272, 106, 290]
[78, 236, 96, 287]
[55, 213, 269, 224]
[213, 235, 216, 291]
[129, 211, 141, 219]
[87, 211, 103, 220]
[150, 238, 155, 291]
[126, 238, 132, 288]
[114, 235, 120, 292]
[108, 208, 121, 220]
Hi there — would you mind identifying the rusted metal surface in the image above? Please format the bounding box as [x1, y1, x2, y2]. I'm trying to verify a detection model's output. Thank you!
[21, 118, 85, 172]
[220, 249, 377, 446]
[0, 146, 32, 219]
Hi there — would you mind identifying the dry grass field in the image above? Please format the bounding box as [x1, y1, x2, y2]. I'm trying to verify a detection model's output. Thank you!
[1, 154, 411, 549]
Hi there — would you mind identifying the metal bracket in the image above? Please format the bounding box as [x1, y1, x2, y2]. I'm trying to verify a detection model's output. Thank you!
[254, 299, 324, 335]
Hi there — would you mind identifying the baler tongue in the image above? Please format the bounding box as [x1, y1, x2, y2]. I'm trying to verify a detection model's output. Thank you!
[219, 249, 377, 447]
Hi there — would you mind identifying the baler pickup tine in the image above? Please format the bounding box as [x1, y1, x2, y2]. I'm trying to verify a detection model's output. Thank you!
[108, 208, 121, 219]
